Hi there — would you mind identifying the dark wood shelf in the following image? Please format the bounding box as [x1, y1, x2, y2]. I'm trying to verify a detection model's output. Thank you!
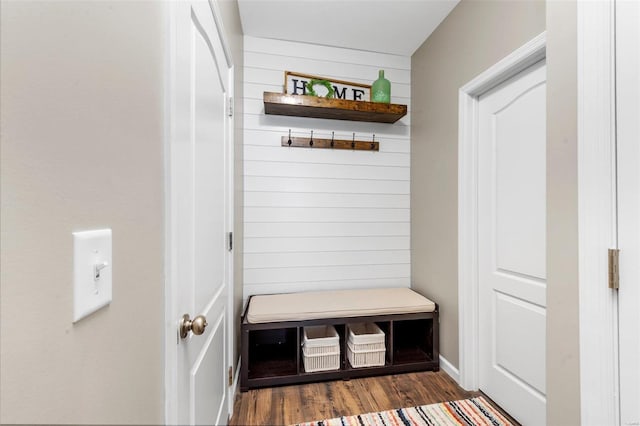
[248, 358, 297, 379]
[299, 367, 341, 376]
[345, 361, 392, 371]
[393, 347, 432, 365]
[264, 92, 407, 124]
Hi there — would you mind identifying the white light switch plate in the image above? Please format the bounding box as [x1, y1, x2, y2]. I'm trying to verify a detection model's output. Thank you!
[73, 229, 112, 322]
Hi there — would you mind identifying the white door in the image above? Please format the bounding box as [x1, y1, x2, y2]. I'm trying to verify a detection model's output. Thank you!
[167, 1, 233, 425]
[478, 59, 546, 426]
[617, 0, 640, 423]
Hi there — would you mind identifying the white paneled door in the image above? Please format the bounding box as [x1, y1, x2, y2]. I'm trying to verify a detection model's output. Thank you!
[617, 0, 640, 423]
[168, 1, 233, 425]
[478, 59, 546, 425]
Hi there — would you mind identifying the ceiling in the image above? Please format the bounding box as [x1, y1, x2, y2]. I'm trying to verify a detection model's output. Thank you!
[236, 0, 460, 57]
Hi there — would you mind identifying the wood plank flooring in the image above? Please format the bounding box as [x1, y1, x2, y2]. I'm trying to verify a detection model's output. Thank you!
[229, 371, 518, 425]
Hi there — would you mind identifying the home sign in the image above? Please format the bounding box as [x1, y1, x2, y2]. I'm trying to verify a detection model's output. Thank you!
[285, 71, 371, 101]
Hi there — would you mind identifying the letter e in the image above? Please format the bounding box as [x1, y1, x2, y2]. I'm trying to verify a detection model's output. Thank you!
[352, 89, 365, 101]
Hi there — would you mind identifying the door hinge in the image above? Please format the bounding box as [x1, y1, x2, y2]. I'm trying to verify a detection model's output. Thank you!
[228, 366, 233, 386]
[608, 248, 620, 289]
[228, 231, 233, 251]
[228, 96, 234, 118]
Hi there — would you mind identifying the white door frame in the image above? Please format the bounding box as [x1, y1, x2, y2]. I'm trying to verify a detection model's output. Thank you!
[164, 0, 236, 423]
[457, 32, 546, 391]
[577, 1, 619, 424]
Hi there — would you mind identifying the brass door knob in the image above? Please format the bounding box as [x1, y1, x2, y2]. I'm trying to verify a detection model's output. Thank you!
[179, 314, 208, 339]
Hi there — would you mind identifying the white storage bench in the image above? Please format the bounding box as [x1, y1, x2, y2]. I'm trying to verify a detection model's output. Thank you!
[240, 287, 439, 391]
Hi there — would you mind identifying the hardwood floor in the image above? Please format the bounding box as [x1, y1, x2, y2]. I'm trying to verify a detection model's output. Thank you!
[229, 370, 518, 425]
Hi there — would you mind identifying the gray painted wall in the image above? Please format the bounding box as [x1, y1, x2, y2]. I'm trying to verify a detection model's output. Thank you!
[410, 0, 545, 367]
[0, 1, 166, 423]
[546, 1, 581, 424]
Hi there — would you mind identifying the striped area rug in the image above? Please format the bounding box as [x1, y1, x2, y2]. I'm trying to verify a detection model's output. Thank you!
[295, 396, 513, 426]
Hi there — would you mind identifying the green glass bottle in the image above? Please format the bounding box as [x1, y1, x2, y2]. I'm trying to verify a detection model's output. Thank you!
[371, 70, 391, 103]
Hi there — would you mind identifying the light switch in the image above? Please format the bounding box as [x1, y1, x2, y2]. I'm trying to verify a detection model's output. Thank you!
[73, 229, 112, 322]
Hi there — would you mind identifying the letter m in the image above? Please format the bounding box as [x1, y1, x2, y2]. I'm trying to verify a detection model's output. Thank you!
[333, 86, 347, 99]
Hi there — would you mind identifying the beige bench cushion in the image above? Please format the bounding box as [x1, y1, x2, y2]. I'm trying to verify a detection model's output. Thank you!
[246, 287, 436, 324]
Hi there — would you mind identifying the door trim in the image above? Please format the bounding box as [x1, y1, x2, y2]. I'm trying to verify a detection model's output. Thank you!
[164, 0, 236, 423]
[577, 1, 619, 424]
[457, 32, 546, 391]
[164, 3, 179, 422]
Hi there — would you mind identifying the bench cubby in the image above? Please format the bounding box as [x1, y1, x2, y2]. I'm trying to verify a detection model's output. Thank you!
[241, 299, 439, 391]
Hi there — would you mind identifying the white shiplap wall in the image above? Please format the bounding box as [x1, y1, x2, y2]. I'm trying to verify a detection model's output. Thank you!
[243, 36, 411, 298]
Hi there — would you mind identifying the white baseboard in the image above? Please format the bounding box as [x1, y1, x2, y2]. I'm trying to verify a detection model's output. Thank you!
[439, 354, 460, 384]
[228, 357, 241, 419]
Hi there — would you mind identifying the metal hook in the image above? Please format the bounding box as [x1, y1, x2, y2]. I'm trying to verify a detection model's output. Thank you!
[352, 133, 355, 149]
[288, 129, 292, 146]
[310, 130, 314, 147]
[371, 134, 375, 150]
[331, 131, 335, 148]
